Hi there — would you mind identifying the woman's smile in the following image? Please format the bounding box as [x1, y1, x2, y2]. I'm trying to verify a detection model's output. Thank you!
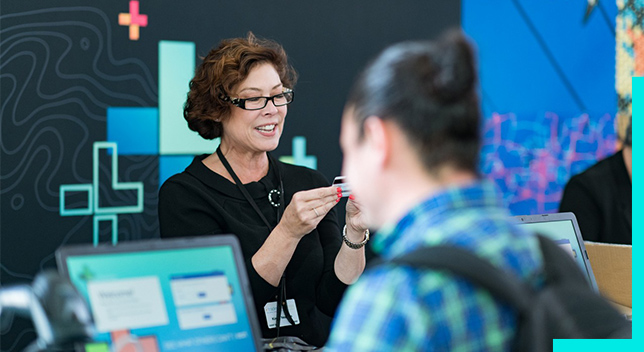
[255, 123, 278, 135]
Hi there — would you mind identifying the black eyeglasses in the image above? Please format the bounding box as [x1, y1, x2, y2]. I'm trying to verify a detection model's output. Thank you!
[221, 89, 294, 110]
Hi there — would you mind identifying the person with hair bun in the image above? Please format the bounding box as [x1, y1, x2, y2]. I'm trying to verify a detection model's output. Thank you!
[158, 33, 367, 348]
[325, 30, 543, 351]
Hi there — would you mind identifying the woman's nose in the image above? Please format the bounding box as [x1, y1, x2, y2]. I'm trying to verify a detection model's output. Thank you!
[262, 99, 279, 114]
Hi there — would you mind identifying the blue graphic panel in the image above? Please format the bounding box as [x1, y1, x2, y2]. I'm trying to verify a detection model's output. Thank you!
[480, 112, 617, 215]
[107, 107, 159, 155]
[463, 0, 616, 117]
[463, 0, 619, 216]
[159, 155, 194, 187]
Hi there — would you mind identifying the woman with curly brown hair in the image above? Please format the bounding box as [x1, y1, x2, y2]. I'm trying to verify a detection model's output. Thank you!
[158, 33, 367, 347]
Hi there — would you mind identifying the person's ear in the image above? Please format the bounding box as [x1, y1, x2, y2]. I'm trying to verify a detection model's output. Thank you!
[362, 116, 389, 168]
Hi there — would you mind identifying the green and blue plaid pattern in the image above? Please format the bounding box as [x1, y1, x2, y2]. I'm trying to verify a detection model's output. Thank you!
[326, 181, 543, 351]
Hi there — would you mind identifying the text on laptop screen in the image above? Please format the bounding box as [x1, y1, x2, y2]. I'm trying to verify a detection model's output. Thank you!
[65, 245, 256, 352]
[517, 219, 593, 283]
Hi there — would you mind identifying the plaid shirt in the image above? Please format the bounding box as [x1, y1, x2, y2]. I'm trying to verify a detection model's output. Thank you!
[325, 181, 543, 352]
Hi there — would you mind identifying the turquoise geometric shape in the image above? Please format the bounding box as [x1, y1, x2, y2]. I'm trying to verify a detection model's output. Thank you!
[59, 141, 144, 246]
[59, 184, 93, 216]
[93, 214, 118, 247]
[279, 136, 317, 169]
[93, 141, 144, 214]
[159, 41, 218, 155]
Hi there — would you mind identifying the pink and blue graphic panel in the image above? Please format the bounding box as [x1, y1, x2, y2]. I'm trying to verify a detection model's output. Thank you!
[463, 0, 619, 215]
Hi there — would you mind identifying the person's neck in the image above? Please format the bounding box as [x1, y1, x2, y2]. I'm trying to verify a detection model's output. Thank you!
[212, 143, 270, 184]
[623, 145, 632, 181]
[375, 165, 477, 229]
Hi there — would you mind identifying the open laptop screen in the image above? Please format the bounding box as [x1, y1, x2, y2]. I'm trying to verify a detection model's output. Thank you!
[56, 235, 262, 352]
[514, 213, 599, 292]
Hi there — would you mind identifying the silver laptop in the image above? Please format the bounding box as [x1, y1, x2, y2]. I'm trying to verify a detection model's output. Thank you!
[514, 212, 599, 292]
[56, 235, 263, 352]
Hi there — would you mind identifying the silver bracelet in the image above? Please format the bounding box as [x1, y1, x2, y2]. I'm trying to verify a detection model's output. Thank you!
[342, 225, 370, 249]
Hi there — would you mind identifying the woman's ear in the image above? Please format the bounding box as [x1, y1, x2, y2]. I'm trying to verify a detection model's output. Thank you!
[362, 116, 390, 169]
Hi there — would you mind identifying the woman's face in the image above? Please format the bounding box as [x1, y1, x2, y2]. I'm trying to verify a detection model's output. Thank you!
[221, 63, 288, 154]
[340, 107, 380, 228]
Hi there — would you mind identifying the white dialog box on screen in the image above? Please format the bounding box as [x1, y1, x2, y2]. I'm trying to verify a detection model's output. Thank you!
[87, 276, 169, 332]
[170, 272, 232, 306]
[176, 303, 237, 329]
[170, 272, 237, 330]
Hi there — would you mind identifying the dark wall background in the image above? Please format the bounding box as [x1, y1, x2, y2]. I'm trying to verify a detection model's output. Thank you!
[0, 1, 460, 349]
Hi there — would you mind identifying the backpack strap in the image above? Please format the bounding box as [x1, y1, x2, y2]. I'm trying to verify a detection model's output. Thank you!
[380, 236, 631, 349]
[535, 235, 589, 287]
[388, 245, 532, 313]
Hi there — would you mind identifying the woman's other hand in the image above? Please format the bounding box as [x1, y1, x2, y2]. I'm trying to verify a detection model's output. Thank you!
[345, 195, 368, 241]
[278, 186, 342, 239]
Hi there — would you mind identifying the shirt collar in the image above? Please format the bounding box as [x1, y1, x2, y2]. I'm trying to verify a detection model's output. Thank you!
[186, 154, 279, 200]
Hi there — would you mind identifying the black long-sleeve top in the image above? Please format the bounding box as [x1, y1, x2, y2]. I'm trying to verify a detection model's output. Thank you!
[158, 154, 347, 346]
[559, 150, 632, 245]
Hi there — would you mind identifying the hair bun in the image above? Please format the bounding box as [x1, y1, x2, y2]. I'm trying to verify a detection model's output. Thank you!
[431, 30, 476, 103]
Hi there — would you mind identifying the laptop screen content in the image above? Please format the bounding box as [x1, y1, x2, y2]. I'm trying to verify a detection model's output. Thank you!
[57, 236, 262, 352]
[514, 213, 598, 292]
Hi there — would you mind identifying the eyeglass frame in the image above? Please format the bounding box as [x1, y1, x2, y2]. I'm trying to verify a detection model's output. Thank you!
[220, 89, 294, 111]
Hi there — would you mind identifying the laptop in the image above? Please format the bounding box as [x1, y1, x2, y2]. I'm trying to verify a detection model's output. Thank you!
[56, 235, 263, 352]
[513, 212, 599, 292]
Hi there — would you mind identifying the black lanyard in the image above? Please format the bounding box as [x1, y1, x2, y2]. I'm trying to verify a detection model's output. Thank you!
[215, 147, 295, 335]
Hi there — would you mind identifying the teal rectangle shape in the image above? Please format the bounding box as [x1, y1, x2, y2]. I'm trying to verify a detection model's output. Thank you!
[158, 41, 217, 155]
[556, 78, 639, 350]
[629, 77, 641, 348]
[59, 184, 93, 216]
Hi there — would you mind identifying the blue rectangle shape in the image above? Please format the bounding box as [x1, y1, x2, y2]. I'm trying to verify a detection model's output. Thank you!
[107, 107, 159, 155]
[159, 155, 194, 188]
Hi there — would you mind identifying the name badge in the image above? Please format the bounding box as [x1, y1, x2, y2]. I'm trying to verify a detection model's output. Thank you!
[264, 299, 300, 329]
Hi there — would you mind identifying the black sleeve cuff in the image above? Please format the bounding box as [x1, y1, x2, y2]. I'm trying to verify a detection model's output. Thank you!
[245, 257, 280, 304]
